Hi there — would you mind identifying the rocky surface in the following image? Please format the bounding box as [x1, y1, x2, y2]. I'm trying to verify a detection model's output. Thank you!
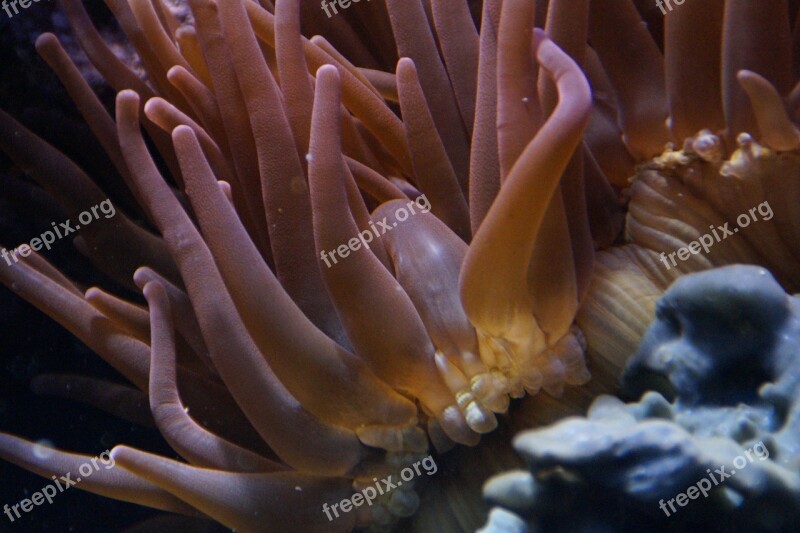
[480, 266, 800, 532]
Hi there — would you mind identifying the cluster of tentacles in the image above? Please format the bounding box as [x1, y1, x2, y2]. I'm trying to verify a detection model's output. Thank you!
[577, 0, 800, 373]
[0, 0, 596, 530]
[2, 0, 800, 531]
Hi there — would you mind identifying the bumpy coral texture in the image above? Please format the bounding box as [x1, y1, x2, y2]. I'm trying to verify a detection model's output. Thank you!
[482, 265, 800, 532]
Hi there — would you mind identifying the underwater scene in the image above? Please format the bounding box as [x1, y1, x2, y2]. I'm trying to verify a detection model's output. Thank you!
[1, 0, 799, 531]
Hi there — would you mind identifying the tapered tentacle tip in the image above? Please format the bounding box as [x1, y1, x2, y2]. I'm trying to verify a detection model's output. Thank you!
[736, 70, 756, 84]
[132, 267, 152, 290]
[397, 57, 415, 73]
[471, 372, 512, 413]
[166, 65, 185, 81]
[461, 398, 499, 433]
[109, 445, 156, 476]
[143, 97, 159, 116]
[34, 32, 58, 51]
[434, 353, 501, 433]
[737, 69, 800, 152]
[171, 124, 196, 144]
[736, 70, 773, 102]
[84, 286, 102, 300]
[532, 27, 547, 48]
[142, 279, 167, 302]
[316, 63, 340, 82]
[117, 89, 140, 106]
[438, 406, 481, 446]
[218, 181, 233, 203]
[109, 445, 134, 464]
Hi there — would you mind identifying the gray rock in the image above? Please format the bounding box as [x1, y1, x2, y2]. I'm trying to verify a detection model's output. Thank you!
[481, 266, 800, 532]
[477, 508, 530, 533]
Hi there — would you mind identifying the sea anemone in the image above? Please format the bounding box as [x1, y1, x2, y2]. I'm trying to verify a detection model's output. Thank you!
[576, 0, 800, 374]
[2, 0, 798, 531]
[0, 0, 597, 530]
